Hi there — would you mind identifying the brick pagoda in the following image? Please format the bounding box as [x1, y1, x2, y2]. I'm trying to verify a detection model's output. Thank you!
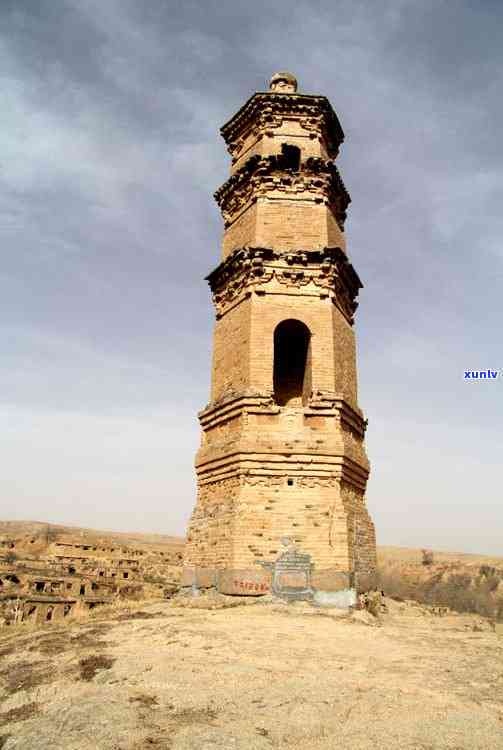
[183, 72, 376, 596]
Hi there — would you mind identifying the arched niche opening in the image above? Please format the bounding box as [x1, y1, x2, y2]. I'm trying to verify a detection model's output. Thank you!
[25, 605, 37, 621]
[273, 319, 312, 406]
[280, 143, 301, 172]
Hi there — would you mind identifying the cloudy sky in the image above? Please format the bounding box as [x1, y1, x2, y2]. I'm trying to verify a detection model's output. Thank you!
[1, 0, 502, 553]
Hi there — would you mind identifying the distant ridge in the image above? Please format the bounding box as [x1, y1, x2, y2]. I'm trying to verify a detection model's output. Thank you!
[0, 520, 184, 549]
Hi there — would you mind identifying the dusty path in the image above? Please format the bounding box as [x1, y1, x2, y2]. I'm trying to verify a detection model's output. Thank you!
[0, 597, 502, 749]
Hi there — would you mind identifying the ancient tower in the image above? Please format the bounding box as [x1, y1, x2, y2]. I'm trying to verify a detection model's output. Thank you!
[183, 72, 376, 595]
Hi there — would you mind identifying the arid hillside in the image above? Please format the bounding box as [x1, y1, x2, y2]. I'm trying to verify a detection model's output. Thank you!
[0, 592, 502, 749]
[377, 545, 503, 621]
[0, 521, 184, 628]
[0, 521, 184, 548]
[2, 523, 503, 747]
[2, 520, 503, 627]
[378, 544, 503, 568]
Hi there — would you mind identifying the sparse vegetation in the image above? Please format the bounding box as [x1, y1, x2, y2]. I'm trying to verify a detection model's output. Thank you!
[78, 654, 115, 681]
[117, 584, 144, 600]
[375, 565, 503, 620]
[129, 693, 159, 708]
[169, 705, 218, 727]
[478, 565, 501, 592]
[0, 660, 54, 695]
[0, 703, 39, 728]
[143, 574, 169, 585]
[116, 610, 162, 621]
[44, 526, 59, 544]
[0, 582, 501, 749]
[421, 549, 434, 566]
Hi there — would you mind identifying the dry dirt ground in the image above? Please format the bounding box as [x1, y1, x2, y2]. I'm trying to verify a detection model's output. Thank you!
[0, 596, 502, 750]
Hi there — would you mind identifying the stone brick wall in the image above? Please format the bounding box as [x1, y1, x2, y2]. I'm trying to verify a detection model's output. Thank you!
[339, 481, 377, 576]
[185, 469, 376, 581]
[184, 76, 376, 592]
[331, 305, 359, 408]
[222, 200, 346, 259]
[185, 476, 239, 568]
[231, 117, 331, 174]
[222, 204, 257, 258]
[255, 200, 345, 253]
[210, 297, 251, 402]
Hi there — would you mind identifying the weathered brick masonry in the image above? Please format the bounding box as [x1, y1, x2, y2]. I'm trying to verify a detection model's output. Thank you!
[183, 72, 376, 594]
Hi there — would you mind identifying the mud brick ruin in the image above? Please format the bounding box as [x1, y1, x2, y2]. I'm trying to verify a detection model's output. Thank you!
[0, 526, 183, 626]
[183, 72, 376, 597]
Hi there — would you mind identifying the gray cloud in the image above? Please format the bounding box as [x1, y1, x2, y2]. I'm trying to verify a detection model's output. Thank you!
[1, 0, 502, 553]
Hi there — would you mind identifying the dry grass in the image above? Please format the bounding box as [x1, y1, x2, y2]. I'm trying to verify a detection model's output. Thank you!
[0, 702, 39, 728]
[375, 564, 503, 620]
[6, 623, 114, 659]
[0, 661, 53, 696]
[0, 598, 162, 641]
[116, 610, 163, 621]
[129, 694, 159, 708]
[169, 705, 218, 728]
[128, 695, 217, 749]
[78, 654, 115, 681]
[28, 633, 71, 656]
[68, 622, 113, 649]
[1, 597, 502, 749]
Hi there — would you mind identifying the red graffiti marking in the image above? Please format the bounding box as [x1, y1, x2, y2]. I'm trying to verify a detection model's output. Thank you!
[233, 580, 268, 592]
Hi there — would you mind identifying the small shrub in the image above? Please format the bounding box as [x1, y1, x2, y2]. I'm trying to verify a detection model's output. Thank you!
[421, 549, 434, 566]
[482, 575, 500, 594]
[44, 526, 58, 544]
[480, 565, 496, 578]
[359, 590, 386, 616]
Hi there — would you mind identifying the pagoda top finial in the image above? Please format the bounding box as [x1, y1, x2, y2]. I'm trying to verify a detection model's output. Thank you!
[269, 71, 298, 93]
